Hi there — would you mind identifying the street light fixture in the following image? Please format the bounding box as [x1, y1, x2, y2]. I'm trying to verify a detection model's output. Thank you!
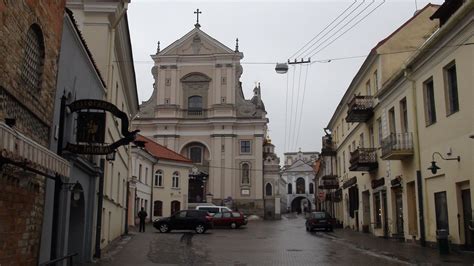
[275, 63, 289, 74]
[427, 151, 460, 175]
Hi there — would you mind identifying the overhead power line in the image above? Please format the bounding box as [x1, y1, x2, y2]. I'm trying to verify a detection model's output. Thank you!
[307, 0, 386, 59]
[289, 0, 358, 60]
[302, 0, 378, 59]
[294, 64, 311, 151]
[294, 0, 367, 61]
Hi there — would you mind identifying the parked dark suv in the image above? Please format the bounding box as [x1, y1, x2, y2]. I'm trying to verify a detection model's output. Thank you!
[305, 211, 334, 232]
[153, 210, 213, 234]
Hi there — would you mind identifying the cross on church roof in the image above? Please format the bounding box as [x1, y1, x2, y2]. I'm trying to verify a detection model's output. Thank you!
[194, 8, 202, 28]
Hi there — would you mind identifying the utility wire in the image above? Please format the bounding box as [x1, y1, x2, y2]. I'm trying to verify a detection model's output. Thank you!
[283, 70, 290, 155]
[307, 0, 386, 59]
[302, 0, 376, 59]
[291, 64, 303, 151]
[294, 64, 311, 150]
[287, 65, 296, 152]
[295, 0, 366, 60]
[289, 0, 358, 60]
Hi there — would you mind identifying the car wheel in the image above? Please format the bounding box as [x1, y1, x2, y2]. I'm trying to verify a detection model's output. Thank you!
[230, 222, 237, 229]
[195, 224, 206, 234]
[306, 226, 309, 231]
[159, 223, 170, 233]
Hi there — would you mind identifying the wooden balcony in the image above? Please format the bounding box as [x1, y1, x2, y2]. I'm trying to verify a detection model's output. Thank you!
[321, 135, 337, 156]
[318, 175, 339, 189]
[381, 132, 414, 160]
[349, 148, 378, 172]
[345, 95, 374, 123]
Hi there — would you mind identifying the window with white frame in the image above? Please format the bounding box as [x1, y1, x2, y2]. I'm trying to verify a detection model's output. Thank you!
[241, 163, 250, 185]
[240, 140, 251, 154]
[154, 170, 163, 187]
[172, 172, 180, 188]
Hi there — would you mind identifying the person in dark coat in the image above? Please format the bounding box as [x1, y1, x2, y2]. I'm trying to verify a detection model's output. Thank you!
[138, 207, 148, 232]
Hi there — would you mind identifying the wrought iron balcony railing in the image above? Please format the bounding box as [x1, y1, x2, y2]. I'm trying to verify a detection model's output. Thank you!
[346, 95, 374, 123]
[349, 148, 378, 172]
[381, 132, 414, 160]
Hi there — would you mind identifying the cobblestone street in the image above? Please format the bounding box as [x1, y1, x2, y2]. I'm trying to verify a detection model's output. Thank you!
[95, 215, 474, 265]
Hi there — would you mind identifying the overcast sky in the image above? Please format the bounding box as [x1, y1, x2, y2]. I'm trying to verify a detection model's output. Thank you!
[128, 0, 442, 160]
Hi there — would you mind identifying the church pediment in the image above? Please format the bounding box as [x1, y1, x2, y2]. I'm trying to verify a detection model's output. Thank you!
[285, 160, 314, 172]
[181, 72, 212, 83]
[159, 27, 235, 56]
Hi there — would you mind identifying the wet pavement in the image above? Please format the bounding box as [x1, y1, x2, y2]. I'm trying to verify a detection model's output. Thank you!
[95, 215, 474, 265]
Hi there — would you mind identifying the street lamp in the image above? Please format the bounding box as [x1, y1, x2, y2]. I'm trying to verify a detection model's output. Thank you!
[427, 151, 460, 175]
[63, 181, 83, 201]
[275, 63, 288, 74]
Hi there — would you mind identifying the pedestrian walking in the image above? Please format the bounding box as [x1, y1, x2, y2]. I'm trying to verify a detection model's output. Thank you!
[138, 207, 148, 232]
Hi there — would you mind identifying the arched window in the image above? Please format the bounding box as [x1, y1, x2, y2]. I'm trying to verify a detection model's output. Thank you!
[188, 95, 202, 110]
[265, 183, 273, 196]
[22, 24, 45, 92]
[296, 178, 305, 194]
[288, 183, 292, 194]
[241, 163, 250, 185]
[153, 200, 163, 216]
[172, 172, 180, 188]
[309, 183, 314, 194]
[154, 170, 163, 187]
[189, 146, 203, 163]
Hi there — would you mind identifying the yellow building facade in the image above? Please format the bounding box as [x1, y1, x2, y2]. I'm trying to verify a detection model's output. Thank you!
[323, 1, 473, 249]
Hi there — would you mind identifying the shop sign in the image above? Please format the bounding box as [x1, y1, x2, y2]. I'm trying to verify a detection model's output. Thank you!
[76, 112, 106, 143]
[391, 176, 402, 187]
[64, 99, 139, 155]
[371, 177, 385, 189]
[342, 176, 357, 189]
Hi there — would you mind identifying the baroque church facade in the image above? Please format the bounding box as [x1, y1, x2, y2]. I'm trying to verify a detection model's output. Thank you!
[133, 23, 269, 215]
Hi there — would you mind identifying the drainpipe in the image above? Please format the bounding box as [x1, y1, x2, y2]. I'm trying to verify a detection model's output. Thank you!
[94, 159, 105, 258]
[405, 69, 426, 247]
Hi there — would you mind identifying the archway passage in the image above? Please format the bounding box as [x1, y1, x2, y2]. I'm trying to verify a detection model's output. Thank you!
[291, 196, 311, 214]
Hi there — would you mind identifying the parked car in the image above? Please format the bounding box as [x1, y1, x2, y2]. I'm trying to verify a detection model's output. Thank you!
[195, 205, 232, 215]
[305, 211, 334, 232]
[212, 211, 248, 229]
[153, 210, 213, 234]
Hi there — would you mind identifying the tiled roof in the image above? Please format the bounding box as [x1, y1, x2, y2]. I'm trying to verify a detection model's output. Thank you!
[135, 135, 192, 163]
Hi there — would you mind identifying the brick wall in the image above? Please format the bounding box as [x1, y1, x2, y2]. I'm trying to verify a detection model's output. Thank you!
[0, 167, 45, 266]
[0, 0, 65, 146]
[0, 1, 65, 265]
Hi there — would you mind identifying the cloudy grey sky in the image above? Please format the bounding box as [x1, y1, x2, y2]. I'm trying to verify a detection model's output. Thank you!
[128, 0, 442, 159]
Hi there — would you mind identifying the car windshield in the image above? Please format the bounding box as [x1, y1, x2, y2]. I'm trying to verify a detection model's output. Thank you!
[312, 212, 327, 219]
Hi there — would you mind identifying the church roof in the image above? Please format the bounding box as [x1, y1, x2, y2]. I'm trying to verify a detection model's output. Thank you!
[135, 135, 192, 163]
[158, 25, 236, 56]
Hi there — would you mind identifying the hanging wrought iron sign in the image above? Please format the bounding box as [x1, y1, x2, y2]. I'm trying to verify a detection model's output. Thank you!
[76, 112, 106, 143]
[64, 99, 139, 155]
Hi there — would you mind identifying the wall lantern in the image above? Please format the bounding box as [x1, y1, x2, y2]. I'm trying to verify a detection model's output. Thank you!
[63, 181, 83, 201]
[106, 151, 116, 161]
[275, 63, 289, 74]
[427, 151, 460, 175]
